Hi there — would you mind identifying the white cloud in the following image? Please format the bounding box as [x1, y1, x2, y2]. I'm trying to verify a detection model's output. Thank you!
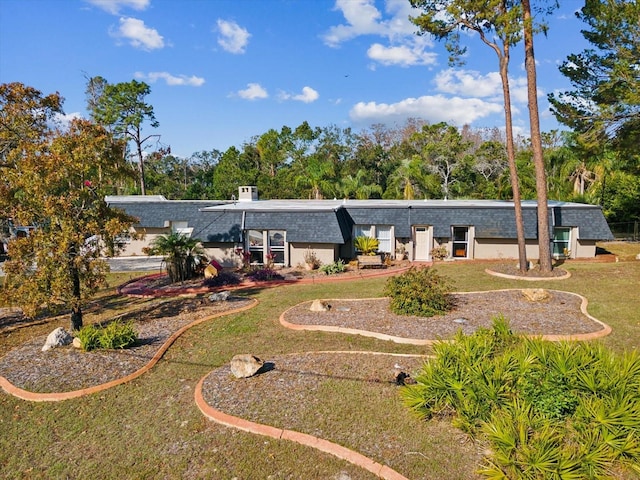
[323, 0, 434, 68]
[434, 69, 502, 98]
[349, 95, 503, 126]
[111, 17, 164, 50]
[434, 69, 535, 104]
[367, 42, 436, 67]
[236, 83, 268, 100]
[323, 0, 385, 47]
[279, 86, 319, 103]
[52, 112, 84, 131]
[216, 19, 251, 54]
[85, 0, 149, 15]
[134, 71, 205, 86]
[322, 0, 418, 47]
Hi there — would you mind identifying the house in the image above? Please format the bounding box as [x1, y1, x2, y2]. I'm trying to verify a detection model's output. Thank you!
[107, 186, 614, 268]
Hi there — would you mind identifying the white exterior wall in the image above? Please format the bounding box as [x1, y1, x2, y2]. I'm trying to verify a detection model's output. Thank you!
[474, 239, 542, 260]
[202, 244, 242, 268]
[289, 243, 337, 267]
[117, 227, 167, 256]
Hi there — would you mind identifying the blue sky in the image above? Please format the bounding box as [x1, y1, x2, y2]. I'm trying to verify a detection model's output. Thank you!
[1, 0, 589, 157]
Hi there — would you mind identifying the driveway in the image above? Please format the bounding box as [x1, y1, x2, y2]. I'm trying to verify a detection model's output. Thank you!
[104, 256, 165, 272]
[0, 256, 164, 276]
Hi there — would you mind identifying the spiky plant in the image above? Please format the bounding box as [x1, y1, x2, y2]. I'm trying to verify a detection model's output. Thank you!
[402, 318, 640, 479]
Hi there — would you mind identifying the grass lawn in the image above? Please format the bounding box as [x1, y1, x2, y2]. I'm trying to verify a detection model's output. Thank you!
[0, 244, 638, 479]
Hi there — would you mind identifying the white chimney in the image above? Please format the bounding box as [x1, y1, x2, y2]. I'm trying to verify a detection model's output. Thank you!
[238, 186, 258, 202]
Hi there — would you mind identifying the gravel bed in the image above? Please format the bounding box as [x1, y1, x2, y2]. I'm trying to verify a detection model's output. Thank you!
[282, 290, 602, 340]
[0, 296, 254, 393]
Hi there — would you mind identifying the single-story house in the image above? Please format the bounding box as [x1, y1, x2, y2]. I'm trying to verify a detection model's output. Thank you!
[107, 186, 614, 268]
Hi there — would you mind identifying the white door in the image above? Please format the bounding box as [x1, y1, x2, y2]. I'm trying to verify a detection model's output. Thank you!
[413, 226, 431, 261]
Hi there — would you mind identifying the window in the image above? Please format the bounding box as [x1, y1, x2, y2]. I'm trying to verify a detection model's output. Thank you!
[246, 230, 286, 265]
[376, 226, 392, 253]
[552, 227, 571, 258]
[248, 230, 264, 264]
[353, 225, 393, 254]
[171, 221, 193, 237]
[452, 226, 469, 258]
[268, 230, 285, 264]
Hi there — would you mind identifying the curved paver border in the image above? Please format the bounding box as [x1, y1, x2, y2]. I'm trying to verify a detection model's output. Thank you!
[195, 351, 429, 480]
[485, 267, 572, 281]
[279, 289, 611, 344]
[118, 265, 415, 298]
[0, 298, 258, 402]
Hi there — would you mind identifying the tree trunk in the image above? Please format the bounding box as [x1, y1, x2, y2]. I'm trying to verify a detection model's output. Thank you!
[523, 0, 552, 272]
[71, 305, 83, 331]
[499, 49, 528, 273]
[70, 261, 83, 330]
[137, 139, 146, 195]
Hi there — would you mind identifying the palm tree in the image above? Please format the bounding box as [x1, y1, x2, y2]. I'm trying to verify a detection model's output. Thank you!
[149, 232, 205, 283]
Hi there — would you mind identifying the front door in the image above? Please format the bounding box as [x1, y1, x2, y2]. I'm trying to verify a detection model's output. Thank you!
[413, 226, 431, 261]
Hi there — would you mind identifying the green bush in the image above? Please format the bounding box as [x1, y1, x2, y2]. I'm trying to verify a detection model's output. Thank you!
[354, 236, 379, 255]
[402, 317, 640, 479]
[318, 259, 346, 275]
[76, 321, 138, 351]
[383, 266, 453, 317]
[75, 323, 101, 351]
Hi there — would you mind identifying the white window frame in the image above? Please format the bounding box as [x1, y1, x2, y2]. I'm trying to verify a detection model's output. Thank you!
[552, 227, 572, 258]
[246, 229, 287, 265]
[353, 224, 394, 254]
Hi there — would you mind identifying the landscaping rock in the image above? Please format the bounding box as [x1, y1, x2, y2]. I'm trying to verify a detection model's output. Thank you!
[310, 299, 331, 312]
[230, 354, 264, 378]
[209, 291, 230, 302]
[72, 337, 82, 349]
[521, 288, 550, 302]
[42, 327, 72, 352]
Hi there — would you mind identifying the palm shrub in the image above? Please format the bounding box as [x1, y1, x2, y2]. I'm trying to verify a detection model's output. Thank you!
[383, 266, 454, 317]
[402, 317, 640, 479]
[354, 235, 379, 255]
[148, 232, 206, 283]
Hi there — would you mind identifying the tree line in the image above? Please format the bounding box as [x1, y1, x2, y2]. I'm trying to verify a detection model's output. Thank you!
[1, 0, 637, 329]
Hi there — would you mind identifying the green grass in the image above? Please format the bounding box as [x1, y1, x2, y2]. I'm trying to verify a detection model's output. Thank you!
[1, 255, 639, 479]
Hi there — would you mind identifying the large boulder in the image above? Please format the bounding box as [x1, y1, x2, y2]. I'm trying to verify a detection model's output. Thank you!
[209, 290, 230, 302]
[310, 299, 331, 312]
[521, 288, 551, 302]
[42, 327, 73, 352]
[230, 354, 264, 378]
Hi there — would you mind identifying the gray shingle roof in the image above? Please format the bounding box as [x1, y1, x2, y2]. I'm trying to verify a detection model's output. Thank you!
[108, 197, 613, 244]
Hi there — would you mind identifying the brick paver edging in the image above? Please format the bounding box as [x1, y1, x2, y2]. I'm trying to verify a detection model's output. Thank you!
[279, 290, 611, 345]
[0, 299, 258, 402]
[117, 266, 415, 298]
[194, 351, 430, 480]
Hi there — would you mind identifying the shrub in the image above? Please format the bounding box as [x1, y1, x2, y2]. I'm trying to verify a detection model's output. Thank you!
[354, 236, 379, 255]
[402, 318, 640, 479]
[318, 259, 346, 275]
[202, 271, 241, 288]
[383, 266, 454, 317]
[76, 320, 138, 351]
[430, 245, 448, 260]
[303, 248, 321, 269]
[245, 268, 283, 282]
